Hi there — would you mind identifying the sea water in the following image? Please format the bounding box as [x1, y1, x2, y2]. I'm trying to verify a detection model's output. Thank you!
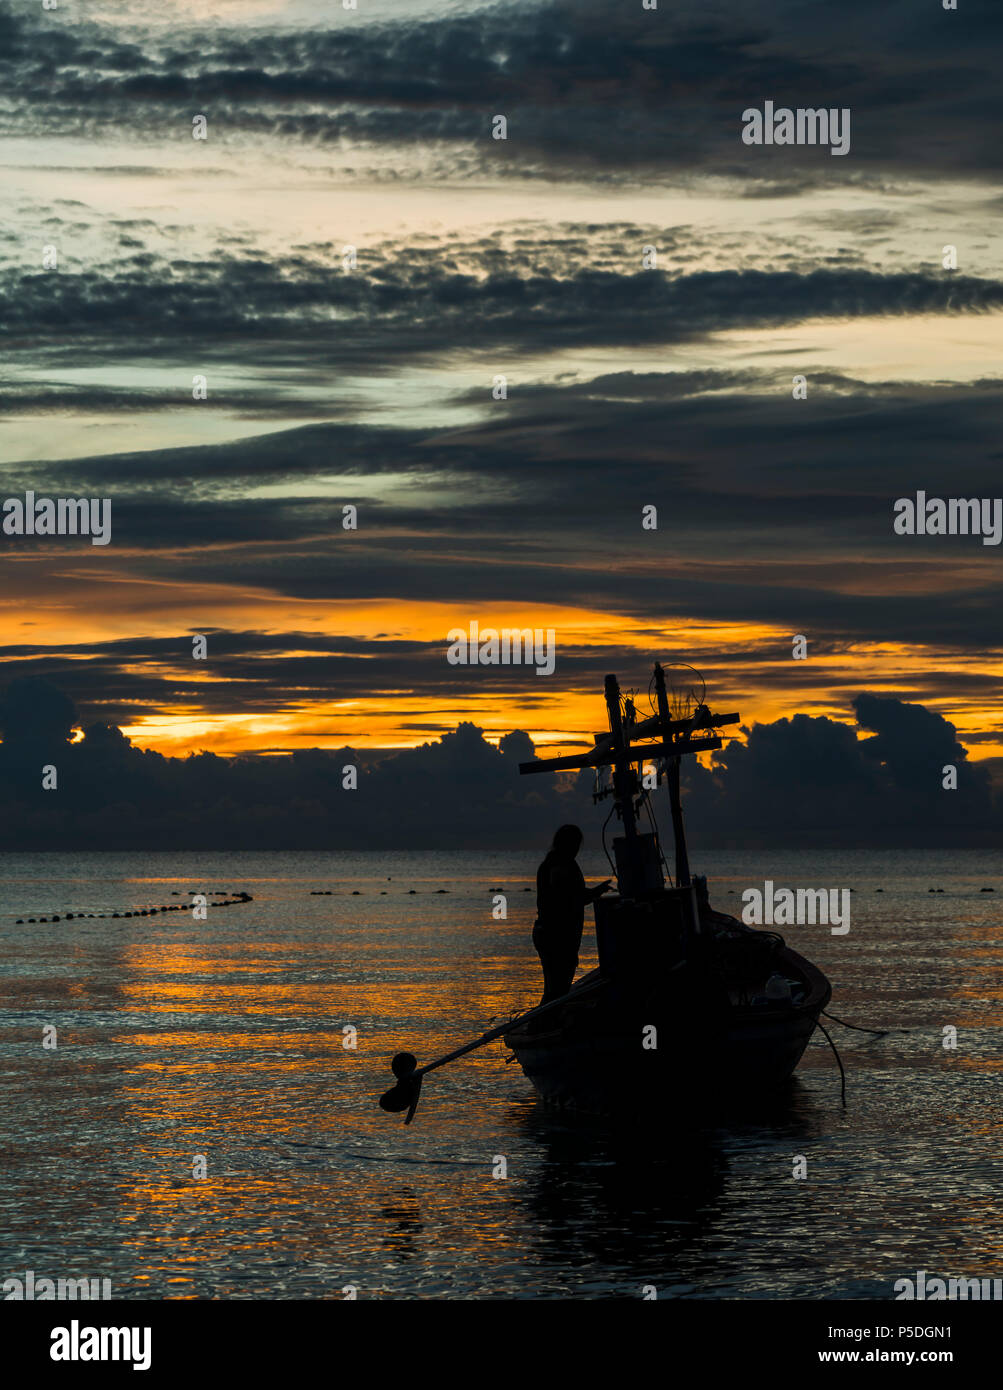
[0, 848, 1000, 1300]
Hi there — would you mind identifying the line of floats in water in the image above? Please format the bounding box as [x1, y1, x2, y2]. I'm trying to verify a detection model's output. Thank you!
[308, 887, 534, 895]
[15, 890, 252, 923]
[13, 883, 995, 923]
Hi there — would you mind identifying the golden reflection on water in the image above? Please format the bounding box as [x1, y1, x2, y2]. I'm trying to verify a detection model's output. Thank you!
[123, 1032, 360, 1048]
[84, 917, 562, 1296]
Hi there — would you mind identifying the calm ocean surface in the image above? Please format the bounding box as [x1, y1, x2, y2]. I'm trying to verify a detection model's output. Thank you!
[1, 848, 1001, 1300]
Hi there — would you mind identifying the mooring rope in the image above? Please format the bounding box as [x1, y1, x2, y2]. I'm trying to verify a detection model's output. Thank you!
[822, 1008, 910, 1038]
[815, 1018, 847, 1107]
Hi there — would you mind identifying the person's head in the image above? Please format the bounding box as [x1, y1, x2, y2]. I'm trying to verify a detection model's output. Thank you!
[551, 824, 583, 860]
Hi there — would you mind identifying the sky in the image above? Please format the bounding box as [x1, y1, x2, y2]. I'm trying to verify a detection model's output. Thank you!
[0, 0, 1001, 845]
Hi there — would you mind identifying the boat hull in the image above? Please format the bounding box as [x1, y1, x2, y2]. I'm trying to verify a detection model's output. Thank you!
[504, 945, 831, 1114]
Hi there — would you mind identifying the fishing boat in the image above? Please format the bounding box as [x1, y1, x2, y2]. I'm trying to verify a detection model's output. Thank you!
[379, 662, 832, 1122]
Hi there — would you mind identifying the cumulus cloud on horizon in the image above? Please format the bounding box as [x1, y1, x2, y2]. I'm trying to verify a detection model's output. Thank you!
[0, 675, 996, 850]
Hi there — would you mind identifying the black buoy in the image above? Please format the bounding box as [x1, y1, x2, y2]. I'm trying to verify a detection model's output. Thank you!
[380, 1052, 422, 1115]
[392, 1051, 417, 1078]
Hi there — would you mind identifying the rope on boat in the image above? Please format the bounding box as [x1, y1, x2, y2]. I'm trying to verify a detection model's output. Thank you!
[600, 802, 618, 878]
[815, 1018, 847, 1107]
[822, 1009, 908, 1038]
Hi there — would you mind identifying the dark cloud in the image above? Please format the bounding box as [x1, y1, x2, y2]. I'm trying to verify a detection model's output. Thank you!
[3, 374, 1003, 682]
[0, 677, 578, 849]
[0, 0, 998, 179]
[0, 678, 993, 849]
[4, 254, 1000, 371]
[681, 694, 995, 848]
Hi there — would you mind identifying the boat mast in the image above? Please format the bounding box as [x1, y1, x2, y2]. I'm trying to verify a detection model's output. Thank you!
[603, 672, 640, 852]
[518, 668, 739, 902]
[652, 662, 690, 888]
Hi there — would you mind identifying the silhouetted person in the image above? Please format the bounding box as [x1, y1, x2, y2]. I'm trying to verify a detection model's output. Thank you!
[533, 825, 611, 1005]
